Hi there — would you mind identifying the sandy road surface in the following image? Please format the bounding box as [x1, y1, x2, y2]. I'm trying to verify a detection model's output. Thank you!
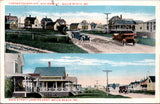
[110, 90, 155, 98]
[67, 31, 155, 53]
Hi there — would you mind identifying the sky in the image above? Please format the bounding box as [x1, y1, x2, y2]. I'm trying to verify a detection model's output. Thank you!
[5, 6, 155, 24]
[23, 53, 155, 87]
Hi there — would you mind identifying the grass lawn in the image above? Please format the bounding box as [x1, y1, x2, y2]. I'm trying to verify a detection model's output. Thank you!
[16, 29, 61, 34]
[5, 32, 87, 53]
[129, 90, 155, 95]
[46, 89, 129, 98]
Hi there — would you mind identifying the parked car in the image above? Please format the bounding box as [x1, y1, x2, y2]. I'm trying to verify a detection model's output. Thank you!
[71, 31, 90, 41]
[119, 86, 128, 93]
[112, 33, 136, 46]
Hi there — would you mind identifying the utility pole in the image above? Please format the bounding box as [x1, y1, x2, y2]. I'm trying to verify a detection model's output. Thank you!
[96, 80, 98, 90]
[104, 13, 111, 33]
[103, 70, 112, 96]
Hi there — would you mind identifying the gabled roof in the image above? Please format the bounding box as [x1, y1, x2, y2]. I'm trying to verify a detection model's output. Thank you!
[149, 76, 155, 82]
[56, 18, 66, 25]
[5, 15, 18, 21]
[42, 18, 53, 22]
[25, 17, 36, 24]
[34, 67, 65, 77]
[114, 19, 136, 25]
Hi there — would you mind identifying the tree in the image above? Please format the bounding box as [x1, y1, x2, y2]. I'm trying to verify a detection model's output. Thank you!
[5, 77, 14, 98]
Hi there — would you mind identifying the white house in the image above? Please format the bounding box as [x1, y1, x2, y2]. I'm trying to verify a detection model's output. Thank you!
[135, 19, 156, 39]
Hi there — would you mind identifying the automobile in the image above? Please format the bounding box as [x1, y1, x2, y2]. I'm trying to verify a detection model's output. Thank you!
[119, 86, 128, 93]
[112, 33, 136, 46]
[71, 31, 90, 41]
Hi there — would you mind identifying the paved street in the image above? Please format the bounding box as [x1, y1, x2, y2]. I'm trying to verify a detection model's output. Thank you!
[68, 31, 155, 53]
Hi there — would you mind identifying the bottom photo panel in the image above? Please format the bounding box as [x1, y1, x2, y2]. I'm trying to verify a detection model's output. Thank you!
[4, 53, 156, 101]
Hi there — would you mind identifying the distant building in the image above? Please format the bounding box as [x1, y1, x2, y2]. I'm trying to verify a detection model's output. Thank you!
[128, 76, 155, 91]
[70, 23, 82, 30]
[90, 22, 97, 30]
[41, 17, 54, 29]
[54, 18, 66, 31]
[5, 13, 18, 29]
[70, 20, 91, 31]
[24, 15, 41, 29]
[135, 19, 156, 39]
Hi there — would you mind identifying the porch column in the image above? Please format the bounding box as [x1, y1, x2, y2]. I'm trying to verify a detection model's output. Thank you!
[46, 82, 48, 90]
[24, 76, 27, 92]
[56, 81, 57, 90]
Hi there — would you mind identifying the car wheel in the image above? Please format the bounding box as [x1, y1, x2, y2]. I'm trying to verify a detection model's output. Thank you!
[80, 37, 84, 41]
[133, 42, 135, 46]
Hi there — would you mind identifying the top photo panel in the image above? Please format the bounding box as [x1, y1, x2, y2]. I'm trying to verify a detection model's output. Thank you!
[5, 6, 155, 53]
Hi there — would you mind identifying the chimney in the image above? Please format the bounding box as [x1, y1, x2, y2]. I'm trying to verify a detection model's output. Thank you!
[48, 61, 51, 67]
[67, 74, 68, 77]
[29, 15, 31, 17]
[46, 16, 47, 18]
[9, 13, 11, 16]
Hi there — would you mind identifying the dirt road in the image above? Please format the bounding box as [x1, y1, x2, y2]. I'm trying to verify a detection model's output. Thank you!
[68, 31, 155, 53]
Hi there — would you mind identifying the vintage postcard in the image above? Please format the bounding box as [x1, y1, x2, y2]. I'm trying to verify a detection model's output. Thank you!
[0, 0, 160, 103]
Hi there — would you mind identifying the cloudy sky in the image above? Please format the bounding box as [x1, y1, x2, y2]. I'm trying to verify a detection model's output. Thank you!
[5, 6, 155, 24]
[23, 53, 155, 87]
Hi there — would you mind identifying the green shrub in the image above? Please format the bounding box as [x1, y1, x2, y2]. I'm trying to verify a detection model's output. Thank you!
[5, 77, 14, 98]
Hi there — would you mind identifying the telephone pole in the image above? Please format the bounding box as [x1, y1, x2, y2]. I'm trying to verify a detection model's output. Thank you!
[104, 13, 111, 33]
[103, 70, 112, 96]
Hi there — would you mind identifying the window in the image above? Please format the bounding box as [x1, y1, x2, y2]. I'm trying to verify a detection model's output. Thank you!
[15, 63, 18, 73]
[147, 23, 149, 30]
[154, 22, 156, 30]
[140, 27, 142, 30]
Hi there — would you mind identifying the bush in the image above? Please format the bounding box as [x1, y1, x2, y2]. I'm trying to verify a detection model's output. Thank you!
[5, 77, 14, 98]
[129, 90, 155, 95]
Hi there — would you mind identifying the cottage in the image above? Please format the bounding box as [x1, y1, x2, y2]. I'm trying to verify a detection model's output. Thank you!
[81, 20, 91, 31]
[5, 13, 18, 29]
[24, 15, 41, 29]
[70, 20, 91, 31]
[41, 17, 54, 29]
[109, 15, 137, 33]
[54, 18, 66, 31]
[90, 22, 97, 30]
[128, 81, 140, 91]
[70, 23, 82, 30]
[147, 76, 155, 91]
[135, 19, 156, 39]
[33, 62, 82, 97]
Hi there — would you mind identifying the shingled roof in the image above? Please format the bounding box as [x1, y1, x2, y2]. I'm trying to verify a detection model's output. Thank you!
[25, 17, 36, 24]
[114, 19, 136, 25]
[34, 67, 65, 77]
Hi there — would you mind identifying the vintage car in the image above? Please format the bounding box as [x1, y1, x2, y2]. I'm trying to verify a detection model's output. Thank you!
[71, 31, 90, 41]
[112, 33, 136, 46]
[119, 86, 128, 93]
